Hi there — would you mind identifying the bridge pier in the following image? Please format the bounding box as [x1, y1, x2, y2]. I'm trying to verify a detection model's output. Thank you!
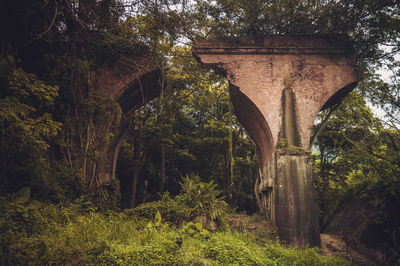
[275, 148, 320, 247]
[193, 35, 359, 247]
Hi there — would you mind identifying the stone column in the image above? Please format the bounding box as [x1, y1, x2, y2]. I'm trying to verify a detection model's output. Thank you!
[193, 35, 359, 247]
[275, 148, 320, 247]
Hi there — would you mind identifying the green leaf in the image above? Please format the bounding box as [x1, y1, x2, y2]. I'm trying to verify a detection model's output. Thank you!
[154, 210, 162, 226]
[195, 221, 203, 231]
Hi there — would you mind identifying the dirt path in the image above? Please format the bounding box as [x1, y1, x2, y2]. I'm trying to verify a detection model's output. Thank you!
[226, 214, 376, 265]
[321, 234, 375, 265]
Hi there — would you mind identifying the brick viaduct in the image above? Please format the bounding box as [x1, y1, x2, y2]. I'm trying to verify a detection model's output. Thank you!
[97, 35, 358, 248]
[192, 35, 359, 247]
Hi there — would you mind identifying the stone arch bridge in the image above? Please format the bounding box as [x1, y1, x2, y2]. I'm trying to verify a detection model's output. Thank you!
[96, 35, 358, 248]
[192, 35, 359, 247]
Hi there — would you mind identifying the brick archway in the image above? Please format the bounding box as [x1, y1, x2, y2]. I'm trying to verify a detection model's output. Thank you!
[193, 35, 359, 247]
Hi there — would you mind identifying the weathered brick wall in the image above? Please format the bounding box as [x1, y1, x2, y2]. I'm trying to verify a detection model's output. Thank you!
[193, 36, 358, 151]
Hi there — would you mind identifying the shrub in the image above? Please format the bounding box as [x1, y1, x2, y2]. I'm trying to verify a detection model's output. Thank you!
[264, 243, 351, 266]
[177, 175, 229, 221]
[0, 197, 69, 265]
[0, 197, 350, 265]
[204, 232, 272, 265]
[98, 232, 180, 265]
[128, 192, 191, 224]
[130, 175, 229, 225]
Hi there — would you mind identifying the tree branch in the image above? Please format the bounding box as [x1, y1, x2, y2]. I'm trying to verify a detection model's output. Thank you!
[310, 103, 341, 147]
[20, 5, 58, 49]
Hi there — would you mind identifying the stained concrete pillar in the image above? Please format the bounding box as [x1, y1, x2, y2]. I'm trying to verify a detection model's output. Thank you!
[193, 35, 359, 247]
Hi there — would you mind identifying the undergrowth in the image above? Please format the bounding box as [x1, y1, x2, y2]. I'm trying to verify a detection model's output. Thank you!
[0, 195, 350, 265]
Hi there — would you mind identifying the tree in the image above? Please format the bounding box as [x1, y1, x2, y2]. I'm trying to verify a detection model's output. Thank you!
[312, 89, 400, 262]
[0, 56, 62, 199]
[312, 91, 377, 228]
[0, 0, 158, 208]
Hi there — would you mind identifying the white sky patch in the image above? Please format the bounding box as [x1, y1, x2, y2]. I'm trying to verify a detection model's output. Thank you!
[369, 47, 400, 124]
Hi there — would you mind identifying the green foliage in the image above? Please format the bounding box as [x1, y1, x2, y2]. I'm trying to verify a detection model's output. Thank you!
[204, 232, 271, 265]
[0, 0, 398, 262]
[0, 57, 63, 198]
[180, 221, 210, 239]
[129, 192, 192, 224]
[1, 198, 145, 264]
[279, 138, 287, 148]
[98, 234, 179, 265]
[313, 90, 400, 262]
[145, 210, 169, 232]
[194, 0, 399, 66]
[0, 199, 349, 265]
[0, 64, 61, 150]
[9, 68, 59, 109]
[11, 187, 31, 204]
[178, 175, 229, 220]
[131, 176, 229, 225]
[116, 41, 259, 212]
[0, 198, 64, 265]
[264, 244, 351, 266]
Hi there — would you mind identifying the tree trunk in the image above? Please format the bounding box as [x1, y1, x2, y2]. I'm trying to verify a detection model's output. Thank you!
[129, 109, 143, 209]
[234, 171, 246, 207]
[318, 143, 328, 228]
[130, 169, 139, 208]
[254, 177, 264, 214]
[223, 153, 231, 200]
[160, 144, 166, 193]
[310, 104, 340, 147]
[110, 115, 132, 180]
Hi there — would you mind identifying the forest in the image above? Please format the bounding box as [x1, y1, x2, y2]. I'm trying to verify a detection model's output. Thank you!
[0, 0, 399, 265]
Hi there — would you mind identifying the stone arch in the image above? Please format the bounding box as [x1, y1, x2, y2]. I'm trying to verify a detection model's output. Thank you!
[230, 85, 274, 167]
[308, 81, 358, 147]
[320, 81, 358, 111]
[192, 35, 360, 247]
[94, 56, 161, 184]
[230, 85, 276, 218]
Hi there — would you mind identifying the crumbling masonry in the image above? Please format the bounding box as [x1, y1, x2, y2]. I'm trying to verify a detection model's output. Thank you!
[193, 35, 359, 247]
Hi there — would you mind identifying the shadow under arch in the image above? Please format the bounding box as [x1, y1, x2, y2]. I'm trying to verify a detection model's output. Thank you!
[310, 81, 358, 148]
[229, 84, 275, 170]
[229, 84, 275, 217]
[320, 81, 358, 111]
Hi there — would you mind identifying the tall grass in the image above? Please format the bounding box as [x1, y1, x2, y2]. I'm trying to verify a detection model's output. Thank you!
[0, 198, 350, 265]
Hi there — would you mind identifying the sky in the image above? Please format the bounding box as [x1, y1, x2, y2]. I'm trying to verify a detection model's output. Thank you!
[369, 49, 399, 124]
